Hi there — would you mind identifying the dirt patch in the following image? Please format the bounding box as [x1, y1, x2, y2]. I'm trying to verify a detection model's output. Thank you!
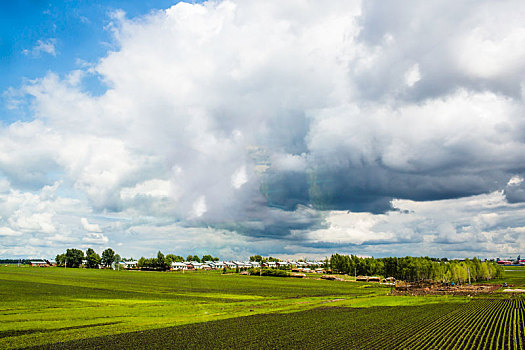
[321, 298, 346, 303]
[392, 283, 500, 296]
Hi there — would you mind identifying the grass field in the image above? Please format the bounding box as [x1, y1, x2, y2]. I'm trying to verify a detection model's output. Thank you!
[498, 266, 525, 287]
[1, 266, 524, 349]
[28, 298, 525, 350]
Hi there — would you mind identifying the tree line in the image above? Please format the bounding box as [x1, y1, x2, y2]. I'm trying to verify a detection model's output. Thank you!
[330, 254, 503, 283]
[0, 259, 35, 264]
[249, 255, 281, 262]
[55, 248, 120, 268]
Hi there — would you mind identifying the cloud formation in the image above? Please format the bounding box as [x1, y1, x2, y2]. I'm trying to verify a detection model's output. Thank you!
[22, 39, 57, 57]
[1, 0, 525, 258]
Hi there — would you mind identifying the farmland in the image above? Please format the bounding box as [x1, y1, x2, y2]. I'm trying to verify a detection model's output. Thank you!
[1, 266, 524, 349]
[29, 298, 524, 350]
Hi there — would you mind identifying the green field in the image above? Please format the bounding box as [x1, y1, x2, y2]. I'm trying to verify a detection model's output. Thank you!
[29, 298, 525, 350]
[1, 266, 524, 349]
[498, 266, 525, 287]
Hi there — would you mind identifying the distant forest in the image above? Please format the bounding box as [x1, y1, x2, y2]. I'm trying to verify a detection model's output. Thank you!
[330, 254, 503, 283]
[0, 259, 44, 264]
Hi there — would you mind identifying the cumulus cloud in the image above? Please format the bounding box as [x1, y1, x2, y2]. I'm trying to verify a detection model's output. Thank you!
[0, 181, 92, 256]
[81, 218, 102, 233]
[2, 0, 525, 258]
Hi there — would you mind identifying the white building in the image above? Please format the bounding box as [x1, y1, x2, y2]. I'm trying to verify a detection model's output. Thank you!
[225, 261, 237, 269]
[263, 261, 277, 268]
[171, 262, 186, 270]
[211, 261, 225, 269]
[190, 262, 204, 269]
[122, 261, 138, 269]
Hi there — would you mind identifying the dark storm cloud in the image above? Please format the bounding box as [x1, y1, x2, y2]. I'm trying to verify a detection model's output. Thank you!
[504, 177, 525, 203]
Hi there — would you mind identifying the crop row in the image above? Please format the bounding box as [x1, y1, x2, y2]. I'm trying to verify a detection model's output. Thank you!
[27, 297, 524, 349]
[395, 297, 524, 350]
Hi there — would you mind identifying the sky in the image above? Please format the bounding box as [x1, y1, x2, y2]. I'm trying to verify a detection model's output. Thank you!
[1, 0, 525, 260]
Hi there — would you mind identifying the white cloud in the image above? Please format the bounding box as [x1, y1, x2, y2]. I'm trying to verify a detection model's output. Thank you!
[192, 195, 207, 218]
[404, 63, 421, 87]
[455, 4, 525, 80]
[10, 212, 56, 234]
[23, 39, 57, 57]
[82, 232, 109, 245]
[81, 218, 102, 232]
[0, 227, 22, 237]
[508, 175, 523, 186]
[120, 179, 172, 199]
[270, 154, 307, 172]
[304, 211, 393, 245]
[231, 166, 248, 189]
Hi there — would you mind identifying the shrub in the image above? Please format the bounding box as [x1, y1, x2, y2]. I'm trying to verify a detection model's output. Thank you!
[260, 268, 290, 277]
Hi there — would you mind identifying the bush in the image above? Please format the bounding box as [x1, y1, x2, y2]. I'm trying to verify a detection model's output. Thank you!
[260, 269, 290, 277]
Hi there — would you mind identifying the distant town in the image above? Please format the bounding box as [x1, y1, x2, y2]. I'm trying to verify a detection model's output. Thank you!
[1, 249, 523, 273]
[495, 256, 525, 266]
[0, 249, 326, 272]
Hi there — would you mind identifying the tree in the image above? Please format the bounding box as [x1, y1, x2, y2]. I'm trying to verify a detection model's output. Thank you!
[101, 248, 116, 268]
[85, 248, 101, 268]
[187, 255, 201, 262]
[250, 255, 263, 262]
[202, 254, 215, 262]
[65, 248, 84, 268]
[56, 253, 66, 267]
[156, 251, 167, 270]
[86, 248, 95, 257]
[166, 254, 184, 263]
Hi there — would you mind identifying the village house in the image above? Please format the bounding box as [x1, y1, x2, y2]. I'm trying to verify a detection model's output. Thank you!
[171, 262, 186, 270]
[263, 261, 277, 268]
[276, 261, 290, 268]
[225, 261, 237, 269]
[189, 262, 204, 269]
[122, 261, 138, 269]
[211, 261, 225, 269]
[234, 261, 251, 268]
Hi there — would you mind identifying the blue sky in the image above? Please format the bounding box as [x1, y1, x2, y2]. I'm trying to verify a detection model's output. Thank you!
[1, 0, 525, 260]
[1, 0, 184, 122]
